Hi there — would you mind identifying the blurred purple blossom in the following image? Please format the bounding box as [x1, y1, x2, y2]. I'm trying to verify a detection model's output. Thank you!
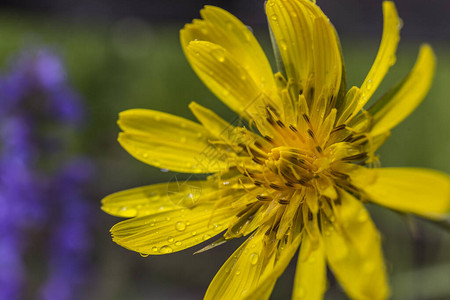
[0, 48, 94, 299]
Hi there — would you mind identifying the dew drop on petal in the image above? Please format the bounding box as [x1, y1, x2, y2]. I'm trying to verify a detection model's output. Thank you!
[235, 270, 241, 276]
[297, 287, 306, 298]
[160, 245, 173, 254]
[358, 209, 368, 223]
[140, 253, 149, 257]
[250, 253, 259, 265]
[191, 231, 197, 236]
[366, 79, 373, 90]
[152, 246, 158, 252]
[363, 261, 375, 274]
[175, 221, 186, 231]
[167, 236, 174, 243]
[203, 234, 211, 240]
[175, 241, 182, 246]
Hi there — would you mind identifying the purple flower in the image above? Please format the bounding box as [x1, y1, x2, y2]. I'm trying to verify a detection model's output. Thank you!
[0, 47, 95, 299]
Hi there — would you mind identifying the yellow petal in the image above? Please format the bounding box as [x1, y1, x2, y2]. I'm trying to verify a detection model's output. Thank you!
[266, 0, 342, 100]
[111, 199, 240, 255]
[293, 233, 326, 300]
[323, 189, 390, 300]
[369, 45, 436, 136]
[205, 226, 302, 300]
[361, 168, 450, 219]
[101, 180, 224, 218]
[185, 41, 281, 126]
[118, 109, 231, 173]
[310, 17, 342, 124]
[189, 101, 232, 139]
[180, 5, 276, 95]
[350, 1, 401, 117]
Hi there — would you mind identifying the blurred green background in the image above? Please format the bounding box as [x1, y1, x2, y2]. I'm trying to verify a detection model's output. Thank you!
[0, 0, 449, 299]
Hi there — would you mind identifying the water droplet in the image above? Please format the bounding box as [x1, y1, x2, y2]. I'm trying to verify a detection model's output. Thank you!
[290, 12, 297, 18]
[175, 241, 182, 246]
[203, 234, 211, 240]
[149, 222, 155, 227]
[165, 216, 171, 221]
[212, 224, 222, 231]
[160, 245, 173, 254]
[358, 209, 368, 223]
[212, 50, 225, 63]
[363, 261, 375, 273]
[389, 55, 396, 66]
[271, 15, 277, 21]
[366, 79, 373, 90]
[269, 1, 275, 7]
[175, 221, 186, 231]
[167, 236, 174, 243]
[235, 270, 241, 276]
[191, 231, 197, 236]
[140, 253, 149, 257]
[297, 287, 306, 298]
[151, 246, 158, 252]
[279, 40, 288, 51]
[142, 152, 149, 158]
[250, 253, 259, 265]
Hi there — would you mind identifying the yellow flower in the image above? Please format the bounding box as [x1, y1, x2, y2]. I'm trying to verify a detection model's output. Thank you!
[102, 1, 450, 299]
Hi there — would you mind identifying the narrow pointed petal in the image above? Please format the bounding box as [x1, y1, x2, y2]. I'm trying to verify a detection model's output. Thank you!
[180, 5, 276, 94]
[205, 226, 302, 300]
[293, 233, 326, 300]
[368, 45, 435, 136]
[323, 189, 389, 300]
[118, 109, 232, 173]
[350, 1, 401, 117]
[361, 168, 450, 219]
[111, 198, 242, 255]
[266, 0, 342, 99]
[185, 41, 282, 124]
[101, 179, 228, 218]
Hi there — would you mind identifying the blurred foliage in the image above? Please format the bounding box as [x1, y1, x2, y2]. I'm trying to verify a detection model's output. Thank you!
[0, 11, 448, 300]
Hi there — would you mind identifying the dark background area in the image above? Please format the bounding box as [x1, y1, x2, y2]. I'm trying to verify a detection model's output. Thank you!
[1, 0, 450, 39]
